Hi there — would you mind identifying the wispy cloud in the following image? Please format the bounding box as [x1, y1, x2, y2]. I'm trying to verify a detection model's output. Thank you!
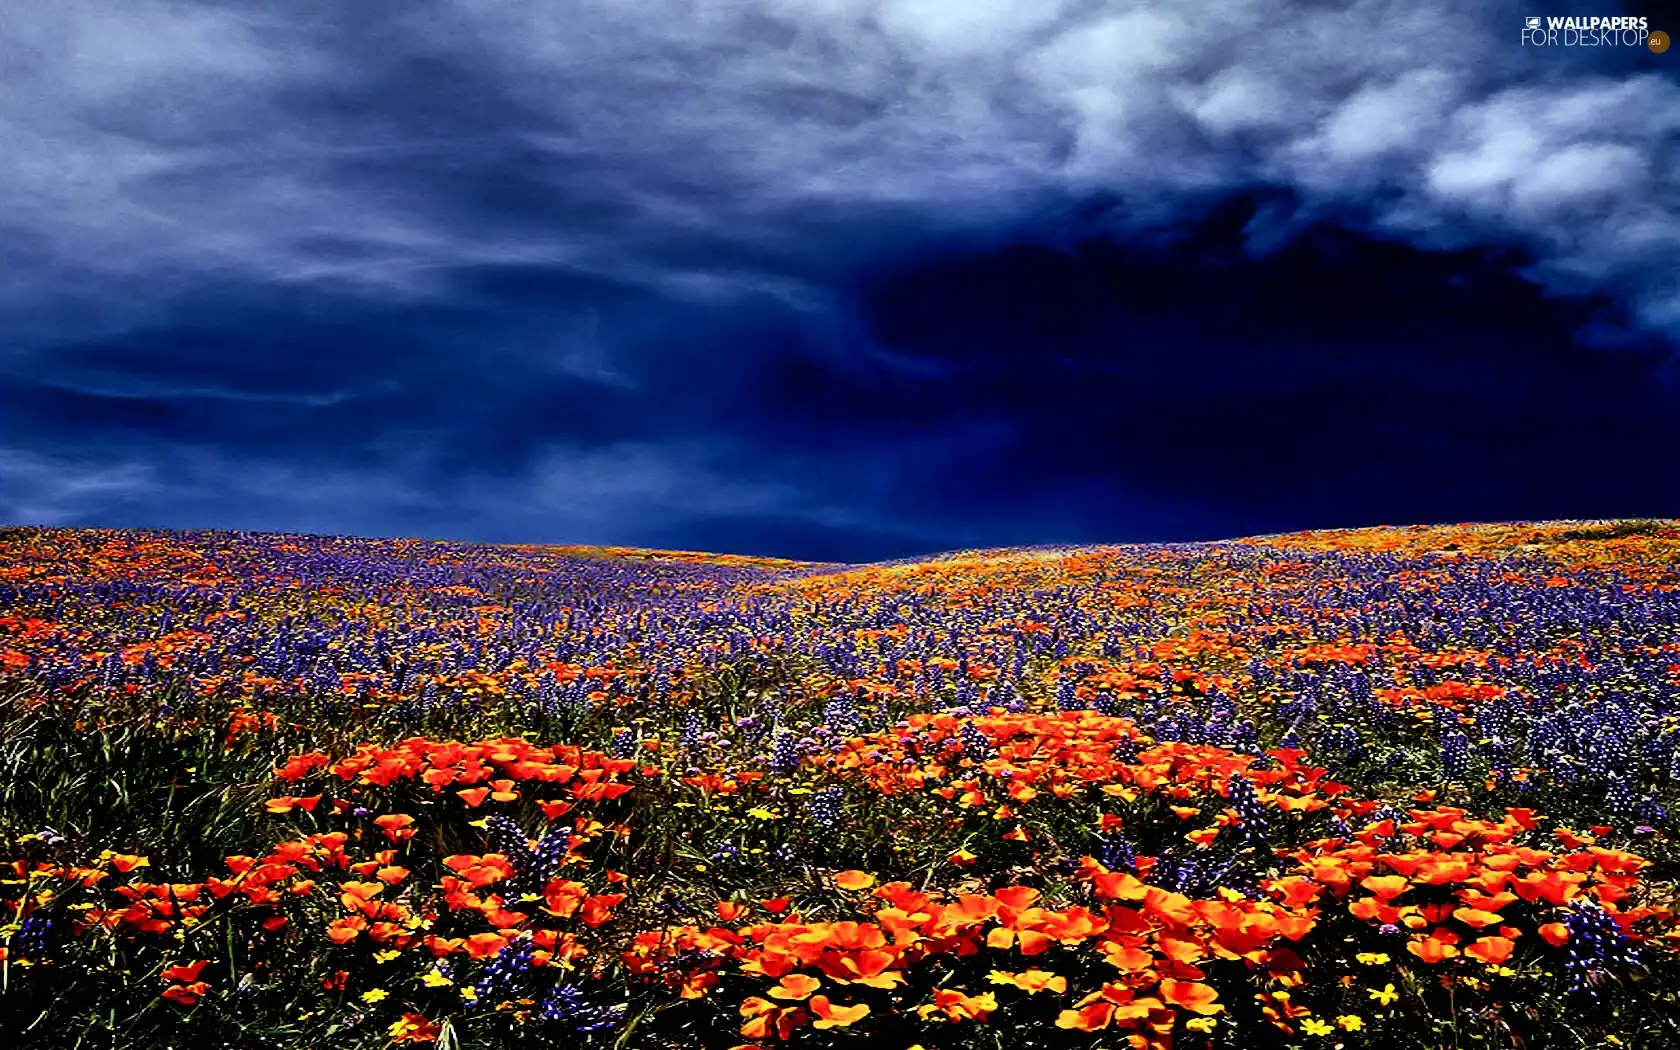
[0, 449, 157, 526]
[0, 437, 940, 557]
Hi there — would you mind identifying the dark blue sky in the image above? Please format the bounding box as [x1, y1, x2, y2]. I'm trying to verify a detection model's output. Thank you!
[5, 2, 1679, 561]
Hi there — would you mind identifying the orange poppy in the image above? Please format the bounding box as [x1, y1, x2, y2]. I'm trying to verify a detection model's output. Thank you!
[1057, 1002, 1117, 1031]
[463, 932, 512, 959]
[1464, 935, 1515, 965]
[1407, 929, 1461, 963]
[739, 997, 806, 1041]
[1159, 978, 1223, 1015]
[1452, 907, 1506, 929]
[1360, 875, 1410, 900]
[716, 901, 750, 922]
[160, 960, 208, 983]
[808, 995, 870, 1029]
[161, 982, 208, 1005]
[768, 974, 821, 1000]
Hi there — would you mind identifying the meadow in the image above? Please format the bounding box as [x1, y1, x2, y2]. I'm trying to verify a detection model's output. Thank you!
[2, 520, 1679, 1049]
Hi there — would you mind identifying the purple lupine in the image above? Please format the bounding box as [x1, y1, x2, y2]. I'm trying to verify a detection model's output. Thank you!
[538, 984, 626, 1034]
[1441, 731, 1473, 780]
[1226, 773, 1271, 842]
[1056, 673, 1081, 712]
[807, 786, 844, 828]
[1563, 899, 1642, 997]
[469, 934, 537, 1010]
[959, 721, 996, 764]
[1098, 834, 1137, 873]
[770, 730, 801, 773]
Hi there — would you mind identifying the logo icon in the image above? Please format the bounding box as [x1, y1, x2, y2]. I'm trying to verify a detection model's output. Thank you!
[1525, 16, 1542, 29]
[1651, 29, 1671, 52]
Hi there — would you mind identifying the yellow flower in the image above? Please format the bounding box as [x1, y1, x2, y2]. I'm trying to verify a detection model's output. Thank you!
[1369, 983, 1399, 1006]
[1355, 952, 1390, 965]
[1302, 1018, 1335, 1036]
[745, 808, 779, 820]
[1186, 1016, 1218, 1033]
[420, 970, 453, 987]
[1337, 1015, 1365, 1031]
[374, 949, 402, 964]
[360, 988, 389, 1004]
[986, 969, 1067, 994]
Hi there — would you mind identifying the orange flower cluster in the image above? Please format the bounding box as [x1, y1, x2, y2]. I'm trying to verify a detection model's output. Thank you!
[829, 710, 1341, 826]
[625, 860, 1322, 1048]
[1372, 680, 1509, 713]
[276, 736, 641, 809]
[1293, 806, 1675, 966]
[159, 959, 210, 1005]
[8, 834, 350, 941]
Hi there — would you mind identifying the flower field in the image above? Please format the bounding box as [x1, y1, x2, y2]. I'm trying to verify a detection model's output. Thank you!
[3, 521, 1680, 1049]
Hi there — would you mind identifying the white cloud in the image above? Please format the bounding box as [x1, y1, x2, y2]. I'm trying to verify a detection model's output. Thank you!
[888, 0, 1076, 63]
[1308, 69, 1464, 165]
[1180, 68, 1302, 136]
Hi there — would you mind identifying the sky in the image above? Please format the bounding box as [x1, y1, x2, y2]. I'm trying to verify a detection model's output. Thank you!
[4, 1, 1679, 562]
